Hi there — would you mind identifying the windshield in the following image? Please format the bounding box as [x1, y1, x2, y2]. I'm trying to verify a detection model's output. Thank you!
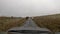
[0, 0, 60, 34]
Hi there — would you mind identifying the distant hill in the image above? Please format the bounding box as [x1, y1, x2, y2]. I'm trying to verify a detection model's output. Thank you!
[33, 14, 60, 32]
[0, 16, 22, 19]
[34, 14, 60, 18]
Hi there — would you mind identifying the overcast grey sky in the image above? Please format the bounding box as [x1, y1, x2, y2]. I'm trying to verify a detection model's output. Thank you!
[0, 0, 60, 17]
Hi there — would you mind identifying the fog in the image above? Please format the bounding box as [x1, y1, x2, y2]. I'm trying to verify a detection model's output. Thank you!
[0, 0, 60, 17]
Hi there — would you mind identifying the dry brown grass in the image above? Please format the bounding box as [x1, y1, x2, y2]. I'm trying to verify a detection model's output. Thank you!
[33, 14, 60, 32]
[0, 17, 26, 32]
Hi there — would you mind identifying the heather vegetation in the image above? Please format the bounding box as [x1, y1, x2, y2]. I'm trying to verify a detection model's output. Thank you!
[33, 14, 60, 32]
[0, 16, 26, 32]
